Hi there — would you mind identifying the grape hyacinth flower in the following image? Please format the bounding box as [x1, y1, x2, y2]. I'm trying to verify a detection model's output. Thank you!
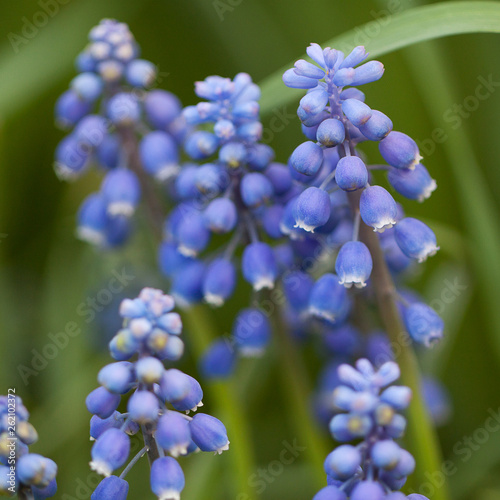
[87, 288, 229, 498]
[54, 19, 187, 249]
[280, 43, 444, 347]
[314, 359, 430, 499]
[0, 395, 58, 498]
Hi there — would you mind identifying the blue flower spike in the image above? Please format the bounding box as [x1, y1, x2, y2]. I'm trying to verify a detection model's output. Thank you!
[84, 287, 229, 497]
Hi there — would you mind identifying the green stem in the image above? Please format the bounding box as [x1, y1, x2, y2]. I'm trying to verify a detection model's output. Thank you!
[18, 487, 34, 500]
[184, 305, 258, 500]
[272, 308, 330, 488]
[348, 191, 449, 500]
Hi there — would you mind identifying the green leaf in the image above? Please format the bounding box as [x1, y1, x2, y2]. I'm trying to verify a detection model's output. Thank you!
[259, 1, 500, 114]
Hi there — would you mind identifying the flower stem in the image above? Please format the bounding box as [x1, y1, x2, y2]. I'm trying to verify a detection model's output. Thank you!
[18, 487, 34, 500]
[183, 305, 258, 500]
[271, 306, 330, 488]
[347, 191, 449, 500]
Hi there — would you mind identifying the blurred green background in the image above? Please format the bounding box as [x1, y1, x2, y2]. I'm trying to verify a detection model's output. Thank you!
[1, 0, 500, 498]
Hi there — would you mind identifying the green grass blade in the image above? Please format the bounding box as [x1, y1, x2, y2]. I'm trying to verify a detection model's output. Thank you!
[259, 1, 500, 114]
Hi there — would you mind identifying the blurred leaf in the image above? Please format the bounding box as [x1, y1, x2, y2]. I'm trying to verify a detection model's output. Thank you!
[420, 263, 473, 376]
[0, 0, 145, 121]
[259, 1, 500, 114]
[450, 427, 500, 499]
[402, 38, 500, 385]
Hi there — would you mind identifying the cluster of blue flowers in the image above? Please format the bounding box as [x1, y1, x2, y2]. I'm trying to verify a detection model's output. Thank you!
[86, 287, 229, 500]
[279, 43, 443, 347]
[51, 20, 452, 499]
[312, 324, 451, 429]
[314, 359, 427, 500]
[54, 18, 187, 249]
[0, 396, 57, 498]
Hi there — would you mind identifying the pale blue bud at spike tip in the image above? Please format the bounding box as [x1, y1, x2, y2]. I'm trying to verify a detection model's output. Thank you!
[91, 476, 129, 500]
[335, 156, 368, 192]
[290, 141, 323, 176]
[335, 241, 373, 288]
[394, 217, 439, 262]
[316, 118, 345, 147]
[240, 172, 273, 208]
[139, 131, 180, 181]
[125, 59, 156, 88]
[313, 486, 347, 500]
[403, 302, 444, 346]
[282, 68, 318, 89]
[324, 445, 362, 479]
[242, 242, 277, 291]
[309, 274, 350, 324]
[300, 88, 329, 116]
[232, 308, 271, 356]
[360, 185, 398, 232]
[135, 356, 164, 384]
[200, 339, 236, 379]
[70, 72, 103, 102]
[156, 412, 192, 457]
[203, 258, 236, 306]
[351, 61, 385, 86]
[380, 386, 412, 410]
[144, 90, 182, 130]
[359, 109, 393, 141]
[219, 141, 247, 168]
[150, 457, 185, 500]
[388, 164, 437, 202]
[341, 98, 372, 127]
[86, 386, 121, 419]
[293, 186, 331, 232]
[189, 413, 230, 454]
[90, 428, 130, 477]
[379, 131, 422, 169]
